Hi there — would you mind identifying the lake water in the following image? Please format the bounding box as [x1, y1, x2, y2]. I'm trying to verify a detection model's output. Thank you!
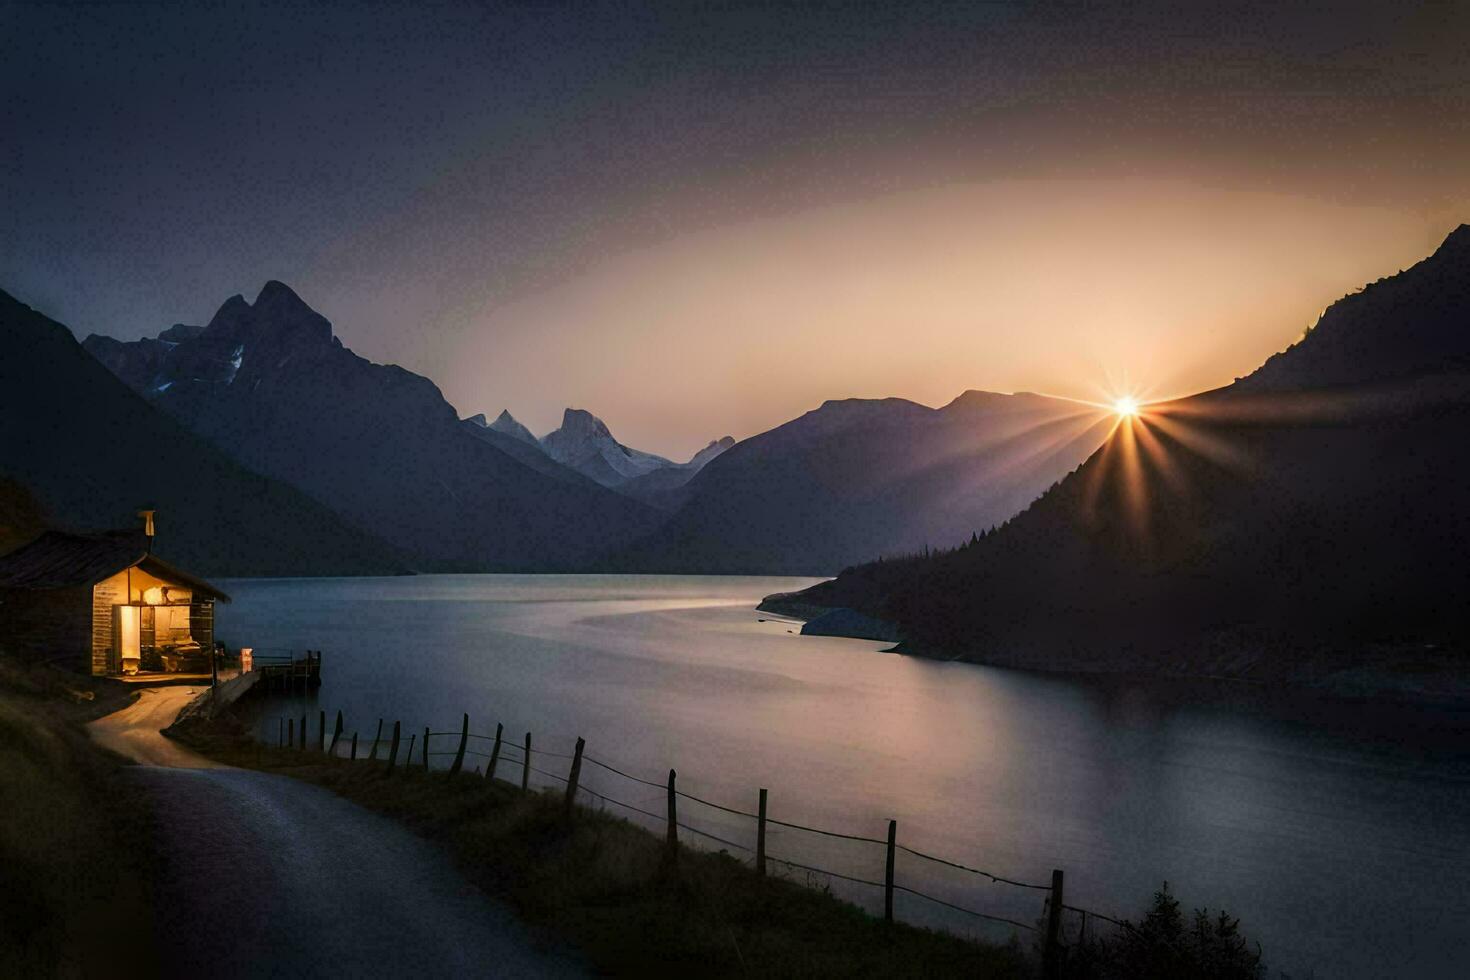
[218, 574, 1470, 978]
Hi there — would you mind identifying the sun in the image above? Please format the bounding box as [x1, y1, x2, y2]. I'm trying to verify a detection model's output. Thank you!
[1112, 396, 1140, 417]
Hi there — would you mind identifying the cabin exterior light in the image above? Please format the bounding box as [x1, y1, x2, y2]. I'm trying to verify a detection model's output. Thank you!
[0, 514, 231, 677]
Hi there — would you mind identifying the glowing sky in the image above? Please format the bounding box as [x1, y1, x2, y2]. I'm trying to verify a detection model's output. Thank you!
[4, 2, 1467, 457]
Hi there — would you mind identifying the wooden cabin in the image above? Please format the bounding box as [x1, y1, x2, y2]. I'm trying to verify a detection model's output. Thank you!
[0, 528, 230, 676]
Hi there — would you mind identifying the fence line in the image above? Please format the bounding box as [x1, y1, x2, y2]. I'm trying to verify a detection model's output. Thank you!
[270, 707, 1143, 966]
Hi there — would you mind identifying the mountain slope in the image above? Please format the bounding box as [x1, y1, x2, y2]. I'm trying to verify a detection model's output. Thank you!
[0, 288, 404, 576]
[772, 225, 1470, 672]
[618, 392, 1113, 574]
[618, 436, 737, 509]
[82, 282, 661, 572]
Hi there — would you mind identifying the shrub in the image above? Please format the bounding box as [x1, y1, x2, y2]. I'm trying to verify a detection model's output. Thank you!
[1065, 882, 1264, 980]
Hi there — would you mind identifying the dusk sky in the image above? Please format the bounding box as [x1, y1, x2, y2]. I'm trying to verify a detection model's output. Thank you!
[5, 1, 1467, 457]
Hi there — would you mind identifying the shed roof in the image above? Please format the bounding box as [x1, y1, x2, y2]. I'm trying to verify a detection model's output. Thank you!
[0, 530, 231, 601]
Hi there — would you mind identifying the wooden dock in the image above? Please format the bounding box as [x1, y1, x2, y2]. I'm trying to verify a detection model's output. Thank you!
[252, 650, 323, 692]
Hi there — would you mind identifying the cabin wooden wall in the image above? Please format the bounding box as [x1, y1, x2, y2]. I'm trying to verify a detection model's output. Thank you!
[189, 599, 214, 657]
[92, 572, 128, 675]
[0, 587, 91, 669]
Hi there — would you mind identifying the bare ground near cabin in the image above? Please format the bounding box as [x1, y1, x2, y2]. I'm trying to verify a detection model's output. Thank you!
[90, 690, 583, 978]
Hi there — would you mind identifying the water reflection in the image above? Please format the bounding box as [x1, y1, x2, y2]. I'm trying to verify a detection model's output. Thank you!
[220, 574, 1470, 979]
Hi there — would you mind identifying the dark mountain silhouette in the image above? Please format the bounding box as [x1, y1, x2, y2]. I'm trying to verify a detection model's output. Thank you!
[0, 478, 46, 556]
[0, 288, 403, 575]
[82, 282, 661, 571]
[617, 392, 1113, 574]
[769, 225, 1470, 674]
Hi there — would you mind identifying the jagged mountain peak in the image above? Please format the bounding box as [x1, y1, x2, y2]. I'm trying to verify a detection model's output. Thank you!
[158, 323, 203, 344]
[488, 409, 539, 446]
[207, 294, 251, 331]
[541, 407, 675, 487]
[557, 407, 615, 439]
[464, 413, 489, 427]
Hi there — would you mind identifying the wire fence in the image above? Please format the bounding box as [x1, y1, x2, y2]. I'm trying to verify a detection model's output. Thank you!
[268, 707, 1143, 971]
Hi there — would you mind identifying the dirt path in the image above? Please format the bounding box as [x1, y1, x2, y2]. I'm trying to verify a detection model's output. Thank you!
[91, 689, 581, 977]
[87, 685, 223, 768]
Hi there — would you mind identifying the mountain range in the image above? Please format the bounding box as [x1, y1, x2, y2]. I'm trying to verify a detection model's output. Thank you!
[766, 225, 1470, 681]
[68, 280, 1099, 577]
[81, 282, 661, 572]
[22, 220, 1455, 591]
[0, 288, 403, 576]
[615, 391, 1113, 573]
[468, 406, 736, 502]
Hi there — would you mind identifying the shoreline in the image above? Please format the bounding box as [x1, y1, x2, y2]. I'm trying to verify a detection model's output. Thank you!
[757, 594, 1470, 711]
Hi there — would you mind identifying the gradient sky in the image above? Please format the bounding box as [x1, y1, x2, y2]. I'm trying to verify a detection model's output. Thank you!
[4, 1, 1467, 457]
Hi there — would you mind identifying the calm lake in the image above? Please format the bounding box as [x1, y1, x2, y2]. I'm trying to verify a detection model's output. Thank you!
[219, 574, 1470, 979]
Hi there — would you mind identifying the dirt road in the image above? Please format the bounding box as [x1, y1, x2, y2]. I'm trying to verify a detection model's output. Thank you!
[91, 689, 580, 978]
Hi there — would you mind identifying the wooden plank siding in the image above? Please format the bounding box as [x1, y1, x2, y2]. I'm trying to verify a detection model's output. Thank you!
[92, 572, 127, 674]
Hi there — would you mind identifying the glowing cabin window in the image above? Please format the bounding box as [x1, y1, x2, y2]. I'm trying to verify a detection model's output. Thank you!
[117, 605, 140, 662]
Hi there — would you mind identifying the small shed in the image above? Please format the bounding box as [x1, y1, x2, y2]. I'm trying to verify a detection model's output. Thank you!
[0, 528, 231, 676]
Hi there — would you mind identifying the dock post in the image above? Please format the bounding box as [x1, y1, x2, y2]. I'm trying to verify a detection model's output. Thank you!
[521, 732, 531, 792]
[386, 721, 402, 772]
[329, 710, 343, 756]
[884, 820, 896, 924]
[1043, 869, 1065, 980]
[287, 717, 294, 749]
[298, 714, 306, 750]
[756, 788, 768, 877]
[350, 732, 358, 761]
[423, 726, 430, 770]
[449, 713, 469, 776]
[278, 717, 283, 748]
[318, 710, 326, 752]
[486, 723, 503, 781]
[563, 737, 585, 816]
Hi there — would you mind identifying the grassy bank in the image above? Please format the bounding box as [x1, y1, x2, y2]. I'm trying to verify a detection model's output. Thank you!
[172, 713, 1032, 978]
[0, 659, 159, 978]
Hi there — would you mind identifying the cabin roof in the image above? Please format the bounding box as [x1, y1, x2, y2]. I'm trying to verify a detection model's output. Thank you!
[0, 530, 231, 601]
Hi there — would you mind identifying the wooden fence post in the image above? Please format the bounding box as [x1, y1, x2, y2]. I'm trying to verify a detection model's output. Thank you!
[404, 733, 416, 771]
[884, 819, 897, 924]
[563, 737, 585, 816]
[287, 717, 294, 749]
[521, 732, 532, 792]
[298, 714, 306, 749]
[486, 723, 503, 781]
[756, 788, 768, 877]
[329, 710, 343, 756]
[350, 731, 358, 761]
[278, 717, 283, 748]
[370, 719, 383, 761]
[449, 713, 469, 776]
[666, 769, 679, 864]
[424, 726, 431, 770]
[386, 721, 401, 772]
[1043, 869, 1065, 980]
